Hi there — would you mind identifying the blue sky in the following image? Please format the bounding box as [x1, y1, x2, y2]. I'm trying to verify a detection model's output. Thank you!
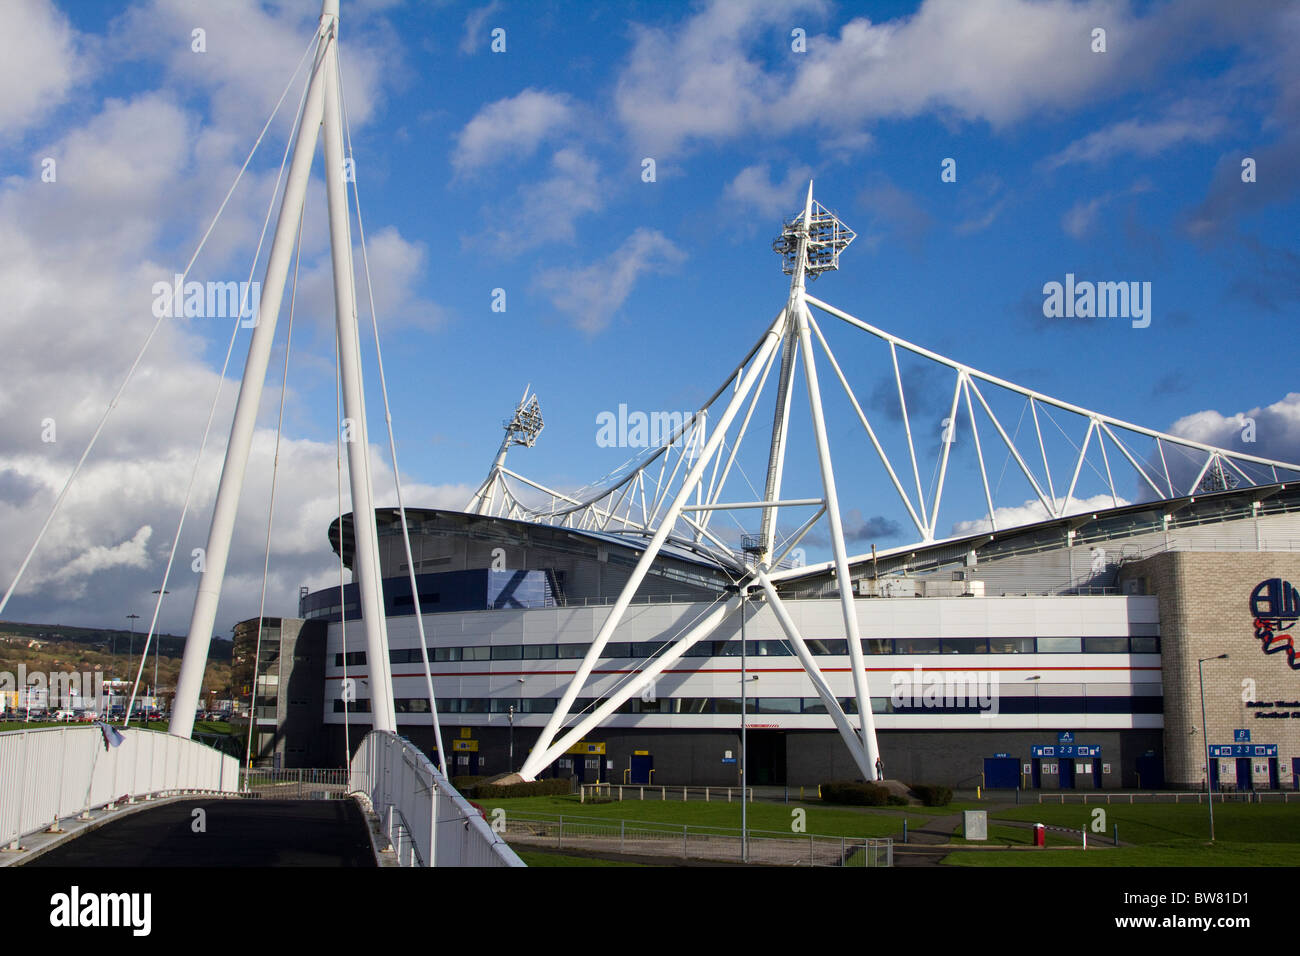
[1, 0, 1297, 637]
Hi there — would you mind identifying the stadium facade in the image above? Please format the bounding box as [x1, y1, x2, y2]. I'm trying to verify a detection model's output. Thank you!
[246, 481, 1300, 792]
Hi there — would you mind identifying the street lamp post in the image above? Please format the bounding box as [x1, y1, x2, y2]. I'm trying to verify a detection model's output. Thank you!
[1198, 653, 1228, 842]
[151, 589, 169, 708]
[126, 614, 139, 721]
[508, 704, 516, 771]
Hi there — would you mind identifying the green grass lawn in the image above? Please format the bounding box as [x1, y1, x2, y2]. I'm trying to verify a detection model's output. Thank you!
[991, 801, 1300, 845]
[944, 841, 1300, 867]
[950, 822, 1078, 847]
[480, 793, 927, 839]
[939, 800, 1300, 865]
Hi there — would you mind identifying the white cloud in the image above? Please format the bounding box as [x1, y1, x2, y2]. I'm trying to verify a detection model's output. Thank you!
[0, 1, 447, 636]
[616, 0, 826, 154]
[483, 147, 604, 253]
[951, 493, 1129, 537]
[453, 89, 575, 174]
[460, 1, 502, 55]
[1046, 107, 1230, 169]
[724, 163, 813, 217]
[1168, 393, 1300, 467]
[0, 0, 85, 135]
[615, 0, 1231, 155]
[108, 0, 394, 134]
[535, 228, 685, 333]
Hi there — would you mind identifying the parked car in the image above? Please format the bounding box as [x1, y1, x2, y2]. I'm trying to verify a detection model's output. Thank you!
[52, 710, 76, 721]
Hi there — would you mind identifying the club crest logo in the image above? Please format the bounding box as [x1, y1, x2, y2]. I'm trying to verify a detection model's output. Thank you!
[1248, 578, 1300, 671]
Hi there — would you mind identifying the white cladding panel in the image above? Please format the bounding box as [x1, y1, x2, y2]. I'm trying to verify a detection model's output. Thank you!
[325, 595, 1161, 730]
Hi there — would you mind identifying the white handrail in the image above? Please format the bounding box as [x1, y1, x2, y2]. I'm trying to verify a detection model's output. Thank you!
[348, 730, 524, 867]
[0, 726, 238, 850]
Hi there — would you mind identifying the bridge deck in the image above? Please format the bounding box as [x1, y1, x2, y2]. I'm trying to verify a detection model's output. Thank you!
[23, 799, 375, 868]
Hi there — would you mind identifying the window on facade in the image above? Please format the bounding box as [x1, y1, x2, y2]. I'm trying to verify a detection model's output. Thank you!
[1083, 637, 1129, 653]
[988, 638, 1034, 654]
[941, 638, 989, 654]
[893, 638, 941, 654]
[1036, 637, 1082, 653]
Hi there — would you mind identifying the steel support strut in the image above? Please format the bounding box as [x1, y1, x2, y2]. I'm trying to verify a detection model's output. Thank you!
[170, 17, 332, 739]
[517, 315, 786, 779]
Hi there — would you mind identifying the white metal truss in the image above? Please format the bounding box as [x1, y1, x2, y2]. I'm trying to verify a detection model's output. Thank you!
[492, 181, 1300, 783]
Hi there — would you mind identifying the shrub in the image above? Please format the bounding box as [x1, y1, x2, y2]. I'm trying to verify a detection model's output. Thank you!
[469, 777, 573, 799]
[886, 794, 909, 806]
[451, 775, 486, 791]
[819, 780, 889, 806]
[908, 783, 953, 807]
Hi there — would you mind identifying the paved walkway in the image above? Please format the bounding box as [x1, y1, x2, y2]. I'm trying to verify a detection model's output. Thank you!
[24, 799, 375, 868]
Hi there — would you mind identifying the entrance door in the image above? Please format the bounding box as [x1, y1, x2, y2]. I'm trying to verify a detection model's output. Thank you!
[1209, 758, 1220, 792]
[748, 731, 787, 785]
[984, 757, 1019, 789]
[456, 752, 479, 776]
[1235, 757, 1253, 791]
[1268, 758, 1280, 790]
[630, 753, 653, 784]
[1293, 758, 1300, 791]
[1093, 760, 1104, 788]
[1031, 758, 1042, 789]
[1058, 759, 1076, 789]
[584, 756, 601, 783]
[1137, 751, 1163, 789]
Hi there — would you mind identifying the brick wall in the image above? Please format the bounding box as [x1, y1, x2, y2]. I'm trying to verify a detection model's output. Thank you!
[1121, 552, 1300, 789]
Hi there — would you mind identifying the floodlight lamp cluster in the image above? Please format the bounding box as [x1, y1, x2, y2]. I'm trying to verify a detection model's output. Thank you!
[506, 394, 544, 448]
[772, 200, 856, 278]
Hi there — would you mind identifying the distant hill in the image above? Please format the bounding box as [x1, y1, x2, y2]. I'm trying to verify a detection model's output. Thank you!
[0, 620, 232, 661]
[0, 619, 232, 699]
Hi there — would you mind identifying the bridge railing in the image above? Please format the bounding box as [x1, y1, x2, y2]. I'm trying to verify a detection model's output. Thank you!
[348, 731, 525, 867]
[0, 725, 238, 850]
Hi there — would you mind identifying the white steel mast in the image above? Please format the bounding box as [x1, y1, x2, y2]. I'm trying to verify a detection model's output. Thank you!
[170, 0, 396, 738]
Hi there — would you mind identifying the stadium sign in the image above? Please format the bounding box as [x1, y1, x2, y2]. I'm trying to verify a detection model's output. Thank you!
[1249, 579, 1300, 671]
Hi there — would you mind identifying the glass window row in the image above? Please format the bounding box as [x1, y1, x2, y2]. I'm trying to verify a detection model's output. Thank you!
[332, 694, 1162, 716]
[337, 635, 1158, 668]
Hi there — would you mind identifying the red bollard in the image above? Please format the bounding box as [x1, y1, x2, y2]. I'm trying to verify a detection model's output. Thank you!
[1033, 823, 1046, 848]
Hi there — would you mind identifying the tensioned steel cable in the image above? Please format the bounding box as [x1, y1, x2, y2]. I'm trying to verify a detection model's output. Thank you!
[338, 45, 448, 774]
[118, 32, 321, 727]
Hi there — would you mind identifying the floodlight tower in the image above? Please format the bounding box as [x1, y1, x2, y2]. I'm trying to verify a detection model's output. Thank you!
[757, 185, 856, 562]
[469, 386, 544, 515]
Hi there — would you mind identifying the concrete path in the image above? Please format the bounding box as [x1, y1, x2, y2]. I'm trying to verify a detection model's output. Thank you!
[24, 799, 375, 868]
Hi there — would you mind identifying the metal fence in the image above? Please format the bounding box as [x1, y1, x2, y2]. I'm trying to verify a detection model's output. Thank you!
[348, 730, 525, 867]
[502, 811, 892, 866]
[1037, 790, 1300, 805]
[0, 725, 238, 850]
[239, 768, 350, 799]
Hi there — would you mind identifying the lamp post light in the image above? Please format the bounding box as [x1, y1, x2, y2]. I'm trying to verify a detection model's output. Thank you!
[723, 583, 759, 863]
[508, 705, 516, 770]
[1198, 653, 1228, 842]
[126, 614, 139, 720]
[509, 677, 525, 772]
[151, 589, 169, 706]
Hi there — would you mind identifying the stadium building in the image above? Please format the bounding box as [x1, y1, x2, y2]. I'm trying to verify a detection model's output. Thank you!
[237, 189, 1300, 793]
[246, 480, 1300, 792]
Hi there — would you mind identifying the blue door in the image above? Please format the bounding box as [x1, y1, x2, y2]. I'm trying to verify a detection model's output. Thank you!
[1137, 751, 1163, 789]
[630, 753, 653, 784]
[1235, 757, 1253, 791]
[1268, 758, 1279, 790]
[983, 757, 1019, 789]
[1031, 758, 1042, 789]
[1209, 758, 1220, 792]
[1058, 759, 1075, 789]
[1293, 758, 1300, 791]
